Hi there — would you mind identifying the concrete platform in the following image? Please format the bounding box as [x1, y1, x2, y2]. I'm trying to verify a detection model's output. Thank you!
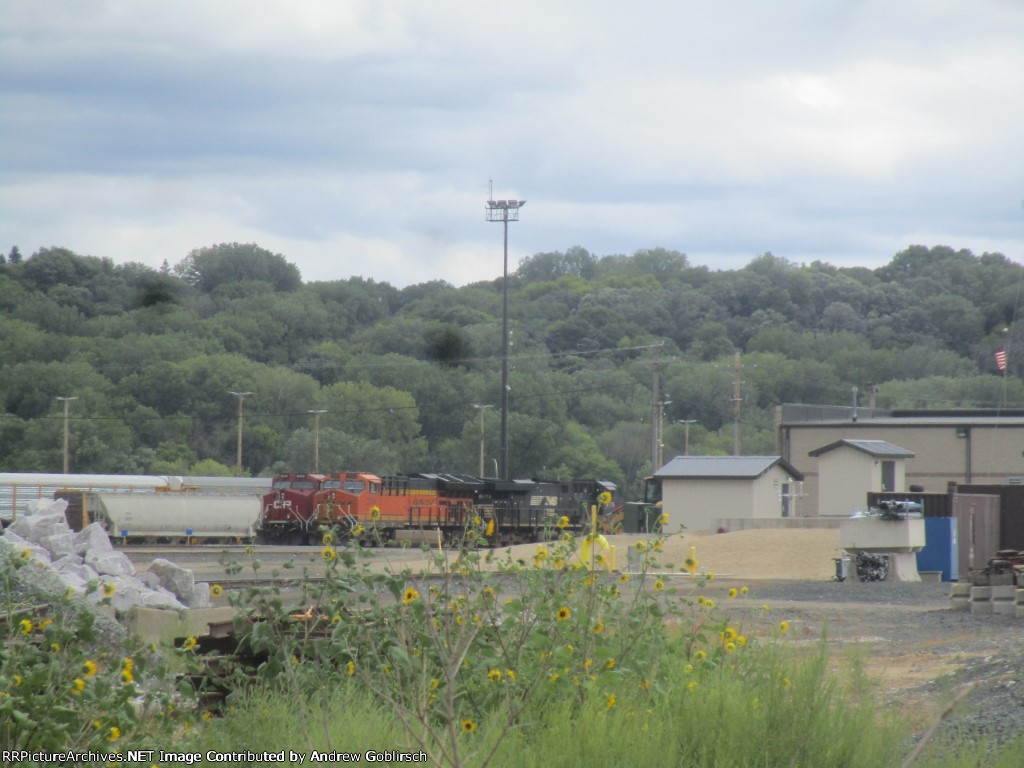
[122, 605, 237, 645]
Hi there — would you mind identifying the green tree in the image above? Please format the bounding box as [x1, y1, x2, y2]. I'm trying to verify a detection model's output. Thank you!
[174, 243, 302, 294]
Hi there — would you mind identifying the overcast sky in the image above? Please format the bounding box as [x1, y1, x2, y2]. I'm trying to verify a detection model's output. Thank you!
[2, 1, 1022, 288]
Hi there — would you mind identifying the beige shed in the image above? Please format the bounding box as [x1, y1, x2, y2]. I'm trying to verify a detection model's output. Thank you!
[654, 456, 804, 532]
[808, 439, 916, 518]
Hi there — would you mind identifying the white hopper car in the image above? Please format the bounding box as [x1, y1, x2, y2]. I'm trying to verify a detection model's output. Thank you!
[88, 493, 260, 543]
[0, 473, 268, 543]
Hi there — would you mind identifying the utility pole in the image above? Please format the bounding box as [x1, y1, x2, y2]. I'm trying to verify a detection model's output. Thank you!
[731, 352, 743, 456]
[678, 419, 698, 455]
[229, 391, 253, 477]
[308, 409, 327, 472]
[485, 185, 525, 480]
[472, 404, 493, 477]
[56, 396, 78, 473]
[657, 395, 672, 469]
[644, 352, 670, 471]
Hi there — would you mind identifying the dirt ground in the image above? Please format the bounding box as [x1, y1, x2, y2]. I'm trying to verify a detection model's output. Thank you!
[379, 527, 846, 580]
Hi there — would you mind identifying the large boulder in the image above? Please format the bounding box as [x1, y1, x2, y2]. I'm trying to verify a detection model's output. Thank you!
[42, 532, 77, 560]
[7, 497, 72, 543]
[74, 523, 113, 556]
[0, 528, 52, 564]
[85, 549, 136, 578]
[147, 558, 195, 603]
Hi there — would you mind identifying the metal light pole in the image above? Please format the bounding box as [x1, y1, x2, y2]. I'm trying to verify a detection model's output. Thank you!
[229, 391, 253, 477]
[472, 404, 493, 477]
[56, 396, 78, 473]
[308, 409, 327, 472]
[485, 189, 525, 480]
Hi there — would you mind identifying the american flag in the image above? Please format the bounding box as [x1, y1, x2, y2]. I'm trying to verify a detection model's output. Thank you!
[995, 349, 1008, 371]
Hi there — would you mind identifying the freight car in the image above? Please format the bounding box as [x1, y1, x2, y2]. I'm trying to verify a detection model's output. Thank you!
[255, 470, 618, 546]
[0, 472, 270, 537]
[88, 493, 260, 544]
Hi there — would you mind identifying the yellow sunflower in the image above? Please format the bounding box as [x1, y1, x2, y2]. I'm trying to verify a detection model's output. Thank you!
[556, 606, 571, 621]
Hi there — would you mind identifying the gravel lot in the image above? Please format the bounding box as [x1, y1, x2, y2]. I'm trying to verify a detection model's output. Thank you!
[726, 577, 1024, 758]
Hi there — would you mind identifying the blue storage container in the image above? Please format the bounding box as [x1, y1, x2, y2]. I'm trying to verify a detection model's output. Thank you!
[916, 517, 958, 582]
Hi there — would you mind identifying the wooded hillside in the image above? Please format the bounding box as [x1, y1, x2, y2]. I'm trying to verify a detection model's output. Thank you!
[2, 242, 1021, 498]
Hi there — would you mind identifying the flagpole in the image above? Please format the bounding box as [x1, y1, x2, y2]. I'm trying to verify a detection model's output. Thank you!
[996, 345, 1008, 411]
[1002, 360, 1008, 411]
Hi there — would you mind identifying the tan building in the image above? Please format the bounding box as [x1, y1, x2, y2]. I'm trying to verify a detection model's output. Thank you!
[808, 439, 915, 518]
[778, 404, 1024, 517]
[654, 456, 804, 532]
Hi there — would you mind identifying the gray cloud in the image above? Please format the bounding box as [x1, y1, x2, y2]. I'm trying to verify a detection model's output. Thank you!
[2, 0, 1022, 287]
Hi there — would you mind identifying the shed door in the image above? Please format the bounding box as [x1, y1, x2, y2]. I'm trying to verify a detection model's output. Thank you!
[881, 461, 895, 492]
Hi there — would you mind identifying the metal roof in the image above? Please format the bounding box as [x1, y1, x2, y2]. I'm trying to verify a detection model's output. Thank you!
[654, 455, 804, 481]
[808, 439, 916, 459]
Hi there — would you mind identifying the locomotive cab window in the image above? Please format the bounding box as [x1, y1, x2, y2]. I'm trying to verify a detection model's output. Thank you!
[342, 481, 365, 494]
[369, 482, 381, 493]
[272, 480, 292, 490]
[322, 480, 342, 489]
[292, 481, 315, 490]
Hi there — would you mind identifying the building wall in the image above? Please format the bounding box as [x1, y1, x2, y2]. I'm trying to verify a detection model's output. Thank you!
[782, 421, 1024, 517]
[663, 468, 789, 531]
[817, 451, 875, 518]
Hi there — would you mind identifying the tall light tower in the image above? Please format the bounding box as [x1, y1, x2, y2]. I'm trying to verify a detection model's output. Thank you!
[485, 188, 525, 480]
[56, 396, 78, 473]
[308, 409, 327, 472]
[229, 391, 253, 477]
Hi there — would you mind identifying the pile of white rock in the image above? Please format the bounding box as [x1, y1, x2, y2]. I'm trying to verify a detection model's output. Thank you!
[1, 497, 210, 611]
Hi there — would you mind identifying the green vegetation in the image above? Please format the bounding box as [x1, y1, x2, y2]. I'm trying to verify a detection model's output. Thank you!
[189, 529, 910, 767]
[3, 242, 1024, 496]
[4, 529, 1020, 766]
[0, 546, 200, 755]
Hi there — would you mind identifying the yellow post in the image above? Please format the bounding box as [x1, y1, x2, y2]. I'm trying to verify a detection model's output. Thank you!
[590, 504, 597, 570]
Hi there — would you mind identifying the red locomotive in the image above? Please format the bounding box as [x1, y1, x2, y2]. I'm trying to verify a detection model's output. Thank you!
[256, 472, 327, 544]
